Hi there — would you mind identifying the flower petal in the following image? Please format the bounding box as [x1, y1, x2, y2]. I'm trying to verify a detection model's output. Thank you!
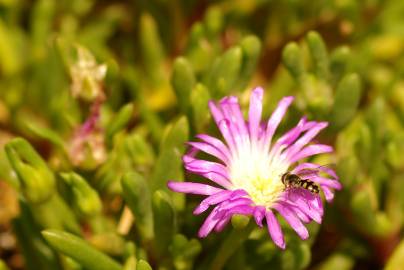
[273, 117, 309, 147]
[184, 157, 229, 177]
[225, 205, 254, 216]
[285, 198, 322, 224]
[187, 141, 230, 164]
[274, 203, 309, 240]
[229, 189, 249, 199]
[282, 189, 323, 223]
[193, 190, 233, 215]
[198, 205, 225, 237]
[262, 96, 294, 150]
[289, 144, 333, 164]
[286, 203, 311, 223]
[314, 195, 324, 216]
[248, 87, 264, 141]
[220, 96, 249, 140]
[253, 206, 266, 227]
[218, 197, 253, 211]
[209, 102, 237, 154]
[214, 215, 231, 232]
[196, 134, 232, 162]
[265, 209, 285, 249]
[321, 186, 335, 202]
[183, 155, 232, 188]
[199, 171, 232, 189]
[311, 176, 342, 190]
[283, 122, 328, 159]
[167, 181, 223, 195]
[194, 189, 247, 215]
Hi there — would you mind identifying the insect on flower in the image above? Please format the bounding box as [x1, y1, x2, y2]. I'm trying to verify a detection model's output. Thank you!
[281, 171, 320, 194]
[281, 164, 336, 195]
[168, 87, 342, 249]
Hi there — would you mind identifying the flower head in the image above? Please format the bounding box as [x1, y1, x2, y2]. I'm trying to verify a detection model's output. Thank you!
[69, 101, 106, 170]
[168, 87, 342, 249]
[69, 46, 107, 102]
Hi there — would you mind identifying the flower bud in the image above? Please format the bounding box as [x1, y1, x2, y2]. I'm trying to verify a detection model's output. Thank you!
[5, 138, 55, 204]
[69, 45, 107, 102]
[60, 172, 102, 217]
[69, 127, 107, 170]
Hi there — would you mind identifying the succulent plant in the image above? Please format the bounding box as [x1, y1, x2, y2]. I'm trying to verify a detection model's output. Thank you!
[0, 1, 403, 270]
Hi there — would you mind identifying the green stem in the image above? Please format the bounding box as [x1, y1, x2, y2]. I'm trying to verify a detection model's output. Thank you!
[210, 221, 255, 270]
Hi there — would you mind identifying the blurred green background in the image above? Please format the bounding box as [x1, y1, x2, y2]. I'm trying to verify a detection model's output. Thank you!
[0, 0, 404, 269]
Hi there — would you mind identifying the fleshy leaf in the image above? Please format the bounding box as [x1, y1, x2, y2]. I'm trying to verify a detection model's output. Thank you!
[121, 172, 154, 240]
[42, 229, 122, 270]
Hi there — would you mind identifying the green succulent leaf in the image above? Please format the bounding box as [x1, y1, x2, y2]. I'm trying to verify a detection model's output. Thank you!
[106, 103, 134, 145]
[5, 138, 55, 204]
[136, 260, 152, 270]
[306, 31, 329, 80]
[330, 73, 362, 131]
[42, 229, 123, 270]
[152, 190, 176, 258]
[207, 46, 242, 97]
[282, 42, 305, 80]
[171, 57, 196, 114]
[121, 172, 154, 240]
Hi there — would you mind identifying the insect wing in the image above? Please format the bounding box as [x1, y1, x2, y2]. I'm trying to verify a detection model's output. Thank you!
[295, 168, 320, 178]
[295, 164, 336, 179]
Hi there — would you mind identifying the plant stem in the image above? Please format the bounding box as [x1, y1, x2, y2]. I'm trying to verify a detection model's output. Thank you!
[210, 221, 255, 270]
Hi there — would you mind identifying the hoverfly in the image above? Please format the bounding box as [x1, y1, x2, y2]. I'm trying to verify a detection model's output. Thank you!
[281, 164, 334, 195]
[281, 172, 319, 194]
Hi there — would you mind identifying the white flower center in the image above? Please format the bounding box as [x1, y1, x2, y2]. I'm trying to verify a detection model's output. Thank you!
[229, 140, 288, 207]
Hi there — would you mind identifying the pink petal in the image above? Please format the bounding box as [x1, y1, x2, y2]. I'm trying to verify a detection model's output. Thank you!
[184, 158, 229, 177]
[287, 204, 311, 223]
[219, 117, 244, 152]
[253, 206, 266, 227]
[273, 117, 309, 148]
[183, 155, 232, 188]
[199, 171, 233, 189]
[214, 215, 231, 232]
[196, 134, 232, 162]
[274, 203, 309, 240]
[167, 181, 223, 195]
[198, 205, 225, 237]
[214, 205, 254, 232]
[321, 186, 335, 202]
[266, 209, 285, 249]
[208, 102, 237, 154]
[225, 205, 254, 216]
[283, 122, 328, 160]
[193, 189, 248, 215]
[314, 195, 324, 216]
[187, 141, 230, 164]
[218, 197, 253, 211]
[311, 176, 342, 190]
[283, 189, 323, 222]
[262, 96, 294, 149]
[218, 119, 239, 155]
[193, 190, 233, 215]
[289, 144, 333, 164]
[229, 189, 249, 199]
[220, 96, 249, 140]
[248, 87, 264, 141]
[285, 198, 322, 224]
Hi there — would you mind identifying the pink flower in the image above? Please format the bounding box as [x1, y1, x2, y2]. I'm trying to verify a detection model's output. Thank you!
[168, 87, 342, 249]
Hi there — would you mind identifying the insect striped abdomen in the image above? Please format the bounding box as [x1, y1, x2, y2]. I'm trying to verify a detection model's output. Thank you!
[299, 180, 319, 194]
